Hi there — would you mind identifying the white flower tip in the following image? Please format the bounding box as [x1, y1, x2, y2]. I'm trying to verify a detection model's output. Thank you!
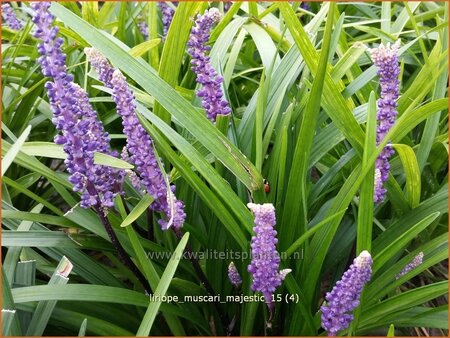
[368, 40, 401, 61]
[359, 250, 371, 258]
[355, 250, 372, 268]
[112, 68, 124, 80]
[84, 47, 104, 61]
[204, 8, 221, 23]
[84, 47, 94, 55]
[415, 251, 424, 262]
[247, 203, 275, 213]
[279, 268, 292, 280]
[207, 8, 221, 17]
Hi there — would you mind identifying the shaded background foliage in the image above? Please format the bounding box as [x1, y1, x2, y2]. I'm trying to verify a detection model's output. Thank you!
[1, 1, 448, 336]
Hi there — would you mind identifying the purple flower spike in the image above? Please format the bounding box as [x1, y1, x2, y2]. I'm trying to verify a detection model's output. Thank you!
[32, 2, 122, 210]
[137, 21, 149, 39]
[110, 70, 185, 230]
[247, 203, 290, 312]
[85, 48, 186, 230]
[321, 250, 373, 336]
[2, 3, 23, 30]
[187, 8, 231, 122]
[85, 48, 115, 85]
[228, 262, 242, 287]
[369, 41, 401, 204]
[159, 2, 176, 38]
[396, 252, 424, 279]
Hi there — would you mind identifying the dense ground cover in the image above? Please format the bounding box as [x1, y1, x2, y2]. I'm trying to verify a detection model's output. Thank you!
[1, 1, 448, 336]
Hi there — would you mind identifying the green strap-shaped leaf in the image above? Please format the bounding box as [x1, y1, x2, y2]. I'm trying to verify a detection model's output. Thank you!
[2, 310, 16, 336]
[279, 2, 335, 250]
[392, 144, 421, 209]
[20, 142, 133, 169]
[2, 176, 63, 216]
[356, 92, 377, 253]
[360, 281, 447, 327]
[136, 232, 189, 336]
[279, 3, 365, 157]
[93, 152, 134, 169]
[26, 256, 73, 336]
[367, 233, 447, 301]
[285, 209, 347, 258]
[2, 125, 31, 176]
[78, 318, 87, 337]
[2, 267, 22, 336]
[3, 204, 44, 284]
[372, 212, 440, 273]
[155, 1, 203, 123]
[120, 195, 154, 227]
[387, 324, 395, 337]
[129, 38, 161, 57]
[2, 231, 114, 251]
[21, 142, 66, 159]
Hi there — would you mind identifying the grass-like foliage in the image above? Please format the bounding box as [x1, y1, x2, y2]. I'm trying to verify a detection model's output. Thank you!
[1, 1, 448, 336]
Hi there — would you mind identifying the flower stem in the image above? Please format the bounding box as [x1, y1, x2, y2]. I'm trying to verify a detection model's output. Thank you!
[173, 228, 230, 335]
[96, 207, 151, 294]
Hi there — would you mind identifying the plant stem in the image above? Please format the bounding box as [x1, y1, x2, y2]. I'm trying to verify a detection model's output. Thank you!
[96, 207, 151, 294]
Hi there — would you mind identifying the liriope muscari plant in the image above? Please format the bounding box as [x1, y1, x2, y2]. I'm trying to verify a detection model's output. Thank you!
[187, 8, 232, 122]
[321, 251, 373, 336]
[84, 47, 234, 331]
[31, 2, 151, 293]
[247, 203, 291, 318]
[31, 2, 122, 211]
[85, 48, 186, 230]
[369, 41, 401, 204]
[3, 2, 446, 336]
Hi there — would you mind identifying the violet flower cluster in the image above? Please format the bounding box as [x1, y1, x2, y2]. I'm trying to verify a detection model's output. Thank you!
[85, 48, 186, 230]
[2, 3, 23, 30]
[137, 21, 149, 39]
[32, 2, 122, 210]
[321, 250, 373, 336]
[187, 8, 231, 122]
[158, 2, 176, 38]
[396, 252, 424, 279]
[228, 262, 242, 287]
[247, 203, 291, 312]
[369, 41, 401, 204]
